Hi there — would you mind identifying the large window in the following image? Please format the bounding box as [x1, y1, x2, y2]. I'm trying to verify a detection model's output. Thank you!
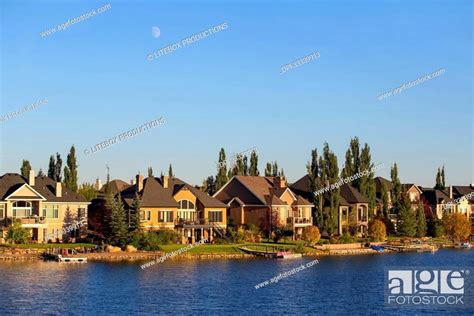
[43, 205, 59, 219]
[177, 211, 195, 221]
[12, 201, 32, 218]
[178, 200, 195, 210]
[208, 211, 223, 223]
[158, 210, 174, 223]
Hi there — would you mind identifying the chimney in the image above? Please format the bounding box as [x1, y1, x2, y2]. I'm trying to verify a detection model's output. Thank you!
[136, 174, 144, 192]
[55, 182, 62, 198]
[162, 175, 169, 189]
[29, 169, 35, 186]
[449, 185, 453, 199]
[274, 176, 286, 189]
[94, 178, 102, 191]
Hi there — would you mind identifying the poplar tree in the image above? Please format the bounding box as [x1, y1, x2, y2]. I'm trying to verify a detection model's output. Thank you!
[203, 176, 217, 195]
[321, 143, 339, 235]
[391, 163, 402, 212]
[54, 153, 62, 182]
[416, 200, 427, 237]
[308, 149, 324, 227]
[243, 156, 249, 176]
[38, 168, 45, 177]
[264, 163, 272, 176]
[381, 183, 390, 218]
[249, 150, 259, 176]
[20, 160, 32, 177]
[359, 144, 376, 215]
[48, 155, 55, 179]
[341, 137, 360, 186]
[215, 148, 228, 190]
[441, 166, 446, 189]
[63, 146, 78, 192]
[272, 161, 279, 177]
[148, 167, 154, 178]
[435, 167, 442, 189]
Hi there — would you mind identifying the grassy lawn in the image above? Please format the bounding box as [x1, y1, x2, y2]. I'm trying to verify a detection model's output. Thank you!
[0, 243, 96, 249]
[160, 244, 242, 254]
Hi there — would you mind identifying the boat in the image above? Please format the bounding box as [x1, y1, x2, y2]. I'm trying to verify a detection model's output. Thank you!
[370, 245, 385, 253]
[57, 254, 87, 263]
[457, 242, 471, 249]
[276, 251, 302, 259]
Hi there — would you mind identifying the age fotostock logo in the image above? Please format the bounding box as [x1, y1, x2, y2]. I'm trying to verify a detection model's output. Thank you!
[386, 269, 472, 308]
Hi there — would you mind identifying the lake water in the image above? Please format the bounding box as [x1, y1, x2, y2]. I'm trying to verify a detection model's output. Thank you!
[1, 249, 473, 315]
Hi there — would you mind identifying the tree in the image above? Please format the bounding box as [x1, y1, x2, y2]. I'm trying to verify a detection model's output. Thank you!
[302, 226, 321, 245]
[78, 183, 98, 202]
[7, 220, 30, 244]
[243, 155, 249, 176]
[129, 192, 142, 233]
[54, 153, 62, 182]
[249, 150, 259, 176]
[148, 167, 154, 178]
[48, 155, 55, 179]
[369, 219, 386, 242]
[391, 163, 402, 213]
[20, 160, 32, 178]
[359, 143, 376, 215]
[435, 167, 442, 190]
[321, 143, 339, 235]
[203, 176, 217, 195]
[397, 194, 417, 237]
[63, 146, 78, 192]
[341, 137, 360, 186]
[307, 149, 324, 228]
[168, 164, 173, 178]
[109, 193, 128, 246]
[215, 148, 228, 191]
[272, 161, 279, 177]
[38, 168, 45, 177]
[442, 213, 471, 243]
[416, 200, 427, 237]
[381, 183, 390, 218]
[231, 154, 246, 176]
[441, 166, 446, 189]
[264, 162, 272, 176]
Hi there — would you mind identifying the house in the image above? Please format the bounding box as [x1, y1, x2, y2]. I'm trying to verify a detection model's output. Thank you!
[0, 171, 89, 243]
[214, 176, 313, 239]
[448, 185, 474, 219]
[290, 175, 370, 237]
[91, 174, 228, 244]
[419, 187, 453, 219]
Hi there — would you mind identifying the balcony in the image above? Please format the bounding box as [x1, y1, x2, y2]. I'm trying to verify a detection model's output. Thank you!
[287, 217, 313, 226]
[175, 218, 210, 228]
[8, 216, 46, 228]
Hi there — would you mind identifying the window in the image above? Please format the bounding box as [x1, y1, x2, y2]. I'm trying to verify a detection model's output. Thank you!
[0, 204, 4, 218]
[140, 211, 145, 220]
[53, 206, 59, 219]
[12, 201, 32, 218]
[146, 211, 151, 221]
[78, 208, 86, 219]
[209, 211, 223, 223]
[158, 210, 174, 223]
[42, 206, 47, 218]
[178, 200, 195, 210]
[177, 211, 195, 221]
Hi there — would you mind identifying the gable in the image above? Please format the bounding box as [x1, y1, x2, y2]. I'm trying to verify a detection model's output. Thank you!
[5, 184, 46, 200]
[214, 178, 264, 205]
[279, 189, 296, 205]
[173, 187, 197, 204]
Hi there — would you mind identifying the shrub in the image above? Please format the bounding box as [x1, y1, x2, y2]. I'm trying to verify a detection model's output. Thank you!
[294, 241, 306, 254]
[128, 230, 180, 251]
[369, 219, 387, 242]
[302, 226, 321, 245]
[7, 221, 30, 244]
[228, 227, 245, 243]
[244, 224, 262, 243]
[442, 213, 471, 243]
[339, 232, 355, 244]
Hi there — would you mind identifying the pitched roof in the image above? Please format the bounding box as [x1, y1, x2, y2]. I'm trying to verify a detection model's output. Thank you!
[420, 188, 452, 205]
[0, 173, 87, 203]
[452, 186, 474, 202]
[291, 195, 312, 206]
[340, 183, 369, 204]
[374, 177, 393, 193]
[290, 174, 311, 192]
[169, 178, 227, 208]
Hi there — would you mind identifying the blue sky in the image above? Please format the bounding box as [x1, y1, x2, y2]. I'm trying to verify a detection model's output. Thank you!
[0, 0, 472, 186]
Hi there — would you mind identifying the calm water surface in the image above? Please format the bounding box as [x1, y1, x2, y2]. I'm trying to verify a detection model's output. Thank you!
[0, 249, 473, 315]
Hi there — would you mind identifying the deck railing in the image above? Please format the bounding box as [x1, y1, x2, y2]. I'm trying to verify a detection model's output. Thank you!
[287, 217, 313, 225]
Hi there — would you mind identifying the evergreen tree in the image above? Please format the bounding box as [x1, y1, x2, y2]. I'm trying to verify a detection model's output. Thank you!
[264, 163, 272, 176]
[249, 150, 259, 176]
[148, 167, 154, 178]
[168, 164, 173, 178]
[109, 193, 128, 246]
[20, 160, 32, 177]
[63, 146, 78, 192]
[129, 192, 142, 233]
[215, 148, 228, 191]
[359, 144, 376, 216]
[48, 155, 55, 179]
[397, 194, 417, 237]
[231, 154, 246, 176]
[341, 137, 360, 186]
[391, 163, 402, 213]
[416, 200, 427, 237]
[38, 168, 45, 177]
[381, 183, 390, 218]
[54, 153, 62, 182]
